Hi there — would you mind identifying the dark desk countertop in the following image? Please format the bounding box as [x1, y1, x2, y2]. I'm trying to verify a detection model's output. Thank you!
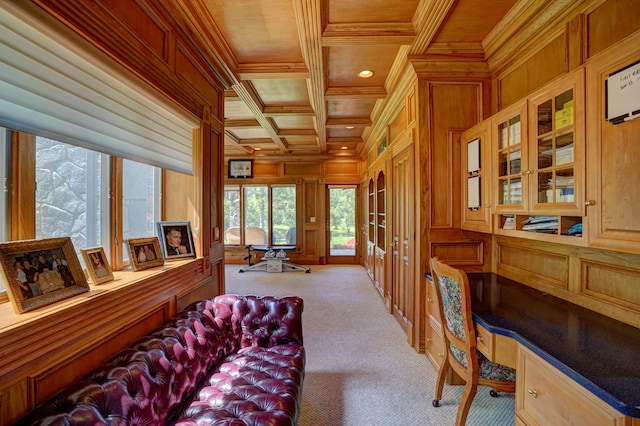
[426, 272, 640, 418]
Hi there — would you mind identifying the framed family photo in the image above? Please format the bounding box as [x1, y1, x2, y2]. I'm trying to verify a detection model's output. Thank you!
[127, 237, 164, 271]
[81, 247, 114, 285]
[0, 237, 90, 314]
[157, 221, 195, 260]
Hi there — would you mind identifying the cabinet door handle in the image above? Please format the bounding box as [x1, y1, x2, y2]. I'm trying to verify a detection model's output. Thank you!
[585, 200, 596, 206]
[476, 336, 484, 343]
[527, 388, 539, 398]
[427, 298, 433, 303]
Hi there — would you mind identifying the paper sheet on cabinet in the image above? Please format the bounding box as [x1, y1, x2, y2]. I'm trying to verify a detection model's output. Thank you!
[468, 176, 480, 210]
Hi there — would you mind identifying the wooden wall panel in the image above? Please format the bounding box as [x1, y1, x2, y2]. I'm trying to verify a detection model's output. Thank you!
[580, 261, 640, 311]
[499, 35, 567, 108]
[253, 162, 280, 177]
[587, 0, 640, 58]
[101, 0, 170, 60]
[31, 305, 168, 405]
[497, 240, 569, 289]
[284, 162, 321, 177]
[429, 84, 480, 229]
[389, 105, 407, 143]
[324, 160, 360, 179]
[175, 42, 220, 115]
[431, 242, 484, 266]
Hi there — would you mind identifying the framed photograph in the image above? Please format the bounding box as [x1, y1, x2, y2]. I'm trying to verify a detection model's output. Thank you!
[127, 237, 164, 271]
[157, 221, 196, 260]
[0, 237, 90, 314]
[228, 159, 253, 178]
[81, 247, 114, 285]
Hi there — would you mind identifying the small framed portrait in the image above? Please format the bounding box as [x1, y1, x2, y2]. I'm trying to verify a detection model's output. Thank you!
[0, 237, 90, 314]
[228, 159, 253, 179]
[127, 237, 164, 271]
[157, 221, 196, 260]
[81, 247, 114, 285]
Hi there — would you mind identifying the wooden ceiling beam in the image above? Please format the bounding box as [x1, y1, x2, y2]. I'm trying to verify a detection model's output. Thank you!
[322, 23, 416, 46]
[223, 131, 254, 155]
[324, 86, 387, 98]
[326, 117, 372, 127]
[263, 106, 316, 116]
[237, 62, 310, 80]
[293, 0, 327, 153]
[278, 129, 317, 136]
[224, 118, 261, 128]
[327, 137, 363, 144]
[233, 82, 290, 153]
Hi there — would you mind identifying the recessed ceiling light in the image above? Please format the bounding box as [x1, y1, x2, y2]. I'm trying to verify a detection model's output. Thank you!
[357, 69, 374, 79]
[341, 146, 348, 150]
[345, 125, 355, 129]
[254, 147, 261, 151]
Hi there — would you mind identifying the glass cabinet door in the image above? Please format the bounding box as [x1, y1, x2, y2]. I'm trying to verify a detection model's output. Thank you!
[529, 69, 584, 215]
[494, 101, 527, 213]
[535, 89, 575, 205]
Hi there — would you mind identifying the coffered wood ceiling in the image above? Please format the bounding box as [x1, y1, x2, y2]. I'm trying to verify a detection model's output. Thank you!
[189, 0, 519, 160]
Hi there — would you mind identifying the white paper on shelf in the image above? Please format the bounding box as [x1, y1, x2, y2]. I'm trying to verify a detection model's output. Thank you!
[467, 138, 480, 173]
[468, 176, 480, 210]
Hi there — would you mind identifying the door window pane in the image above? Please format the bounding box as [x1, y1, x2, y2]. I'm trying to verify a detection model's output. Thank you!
[329, 187, 356, 256]
[244, 185, 269, 245]
[272, 185, 296, 245]
[224, 185, 240, 245]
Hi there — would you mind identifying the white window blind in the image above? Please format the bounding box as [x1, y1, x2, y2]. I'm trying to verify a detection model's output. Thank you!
[0, 2, 200, 174]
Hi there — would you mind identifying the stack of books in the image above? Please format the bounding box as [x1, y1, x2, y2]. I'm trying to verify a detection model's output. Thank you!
[522, 216, 558, 233]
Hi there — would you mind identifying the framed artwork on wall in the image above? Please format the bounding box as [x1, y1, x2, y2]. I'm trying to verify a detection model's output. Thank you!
[81, 247, 114, 285]
[0, 237, 90, 314]
[157, 221, 196, 260]
[127, 237, 164, 271]
[228, 159, 253, 178]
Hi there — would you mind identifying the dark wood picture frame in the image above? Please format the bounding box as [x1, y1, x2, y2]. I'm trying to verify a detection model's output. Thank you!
[228, 159, 253, 178]
[157, 221, 196, 260]
[127, 237, 164, 271]
[81, 246, 114, 285]
[0, 237, 90, 314]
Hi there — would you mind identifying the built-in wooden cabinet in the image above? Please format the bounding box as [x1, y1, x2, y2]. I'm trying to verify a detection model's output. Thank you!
[586, 32, 640, 255]
[516, 345, 629, 426]
[366, 178, 375, 280]
[374, 171, 386, 298]
[461, 118, 492, 233]
[492, 69, 586, 245]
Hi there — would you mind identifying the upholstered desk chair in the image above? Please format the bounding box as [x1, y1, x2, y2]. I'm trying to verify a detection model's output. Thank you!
[429, 257, 516, 425]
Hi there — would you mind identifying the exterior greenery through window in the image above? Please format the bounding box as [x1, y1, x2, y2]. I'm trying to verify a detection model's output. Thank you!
[224, 184, 297, 246]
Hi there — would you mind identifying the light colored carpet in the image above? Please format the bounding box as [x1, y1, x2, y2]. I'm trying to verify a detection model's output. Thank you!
[225, 264, 515, 425]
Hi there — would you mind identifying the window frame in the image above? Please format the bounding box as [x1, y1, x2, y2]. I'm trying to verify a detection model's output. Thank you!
[224, 182, 300, 247]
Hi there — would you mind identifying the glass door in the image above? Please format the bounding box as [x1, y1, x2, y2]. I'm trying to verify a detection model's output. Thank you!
[327, 185, 358, 263]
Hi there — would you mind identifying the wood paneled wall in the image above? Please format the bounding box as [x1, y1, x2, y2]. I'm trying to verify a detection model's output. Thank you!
[0, 1, 230, 422]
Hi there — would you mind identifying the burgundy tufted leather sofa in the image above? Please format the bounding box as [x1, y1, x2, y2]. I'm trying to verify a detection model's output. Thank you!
[17, 294, 305, 426]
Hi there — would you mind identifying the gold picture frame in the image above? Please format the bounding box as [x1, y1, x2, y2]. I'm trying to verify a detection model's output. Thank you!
[0, 237, 90, 314]
[81, 247, 114, 285]
[127, 237, 164, 271]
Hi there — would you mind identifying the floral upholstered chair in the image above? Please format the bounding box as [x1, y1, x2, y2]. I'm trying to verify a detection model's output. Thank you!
[429, 257, 516, 425]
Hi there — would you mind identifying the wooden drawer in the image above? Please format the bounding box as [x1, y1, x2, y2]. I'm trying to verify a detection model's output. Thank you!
[475, 323, 517, 369]
[427, 279, 441, 325]
[475, 322, 494, 358]
[516, 345, 627, 426]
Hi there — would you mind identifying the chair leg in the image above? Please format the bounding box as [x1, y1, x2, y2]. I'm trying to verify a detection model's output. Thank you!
[456, 380, 478, 426]
[432, 358, 450, 407]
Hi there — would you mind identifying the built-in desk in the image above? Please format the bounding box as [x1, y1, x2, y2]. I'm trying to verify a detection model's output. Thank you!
[466, 272, 640, 420]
